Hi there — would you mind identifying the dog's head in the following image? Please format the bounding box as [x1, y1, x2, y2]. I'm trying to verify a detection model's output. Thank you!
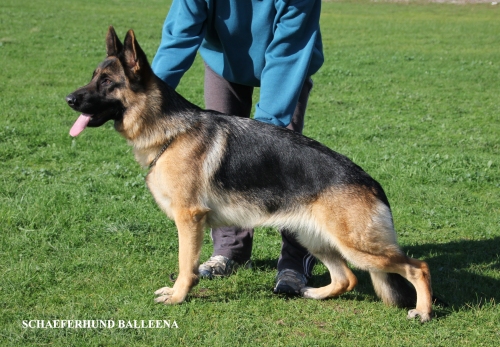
[66, 26, 151, 137]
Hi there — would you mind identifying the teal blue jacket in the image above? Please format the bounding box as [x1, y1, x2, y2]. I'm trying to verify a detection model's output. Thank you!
[152, 0, 324, 128]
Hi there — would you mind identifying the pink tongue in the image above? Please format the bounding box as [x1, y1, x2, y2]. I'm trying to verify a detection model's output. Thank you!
[69, 114, 92, 137]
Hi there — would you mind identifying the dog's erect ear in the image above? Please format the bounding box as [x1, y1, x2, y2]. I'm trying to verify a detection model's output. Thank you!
[123, 29, 148, 74]
[106, 26, 123, 57]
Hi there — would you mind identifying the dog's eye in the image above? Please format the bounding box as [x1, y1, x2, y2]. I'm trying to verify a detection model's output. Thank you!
[101, 78, 112, 86]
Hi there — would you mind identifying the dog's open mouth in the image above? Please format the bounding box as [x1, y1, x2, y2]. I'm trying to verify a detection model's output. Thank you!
[69, 111, 117, 137]
[69, 114, 92, 137]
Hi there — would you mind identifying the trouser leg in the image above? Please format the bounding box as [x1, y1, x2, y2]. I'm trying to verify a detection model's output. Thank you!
[204, 64, 254, 264]
[279, 77, 317, 278]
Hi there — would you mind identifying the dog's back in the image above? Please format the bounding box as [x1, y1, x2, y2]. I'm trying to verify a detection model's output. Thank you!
[184, 112, 388, 222]
[211, 114, 390, 207]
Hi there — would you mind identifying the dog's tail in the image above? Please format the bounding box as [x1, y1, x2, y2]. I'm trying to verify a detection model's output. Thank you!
[369, 271, 417, 308]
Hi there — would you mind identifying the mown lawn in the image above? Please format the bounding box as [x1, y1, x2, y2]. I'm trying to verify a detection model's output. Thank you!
[0, 0, 499, 346]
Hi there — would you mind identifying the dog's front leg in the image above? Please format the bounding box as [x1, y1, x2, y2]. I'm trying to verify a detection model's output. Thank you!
[155, 208, 207, 304]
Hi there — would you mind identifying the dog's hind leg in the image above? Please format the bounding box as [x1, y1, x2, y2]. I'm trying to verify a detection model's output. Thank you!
[301, 251, 358, 300]
[155, 207, 207, 304]
[332, 201, 432, 322]
[367, 258, 432, 322]
[307, 189, 433, 322]
[348, 251, 432, 322]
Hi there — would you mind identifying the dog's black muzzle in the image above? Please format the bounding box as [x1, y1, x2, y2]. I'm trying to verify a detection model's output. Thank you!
[66, 94, 78, 109]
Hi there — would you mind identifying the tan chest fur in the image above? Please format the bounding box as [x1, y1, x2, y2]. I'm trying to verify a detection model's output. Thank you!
[141, 134, 207, 220]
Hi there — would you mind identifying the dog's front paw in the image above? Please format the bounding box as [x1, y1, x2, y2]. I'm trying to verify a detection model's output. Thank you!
[407, 309, 432, 323]
[154, 286, 184, 305]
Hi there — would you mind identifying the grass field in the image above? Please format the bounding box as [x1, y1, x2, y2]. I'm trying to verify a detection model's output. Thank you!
[1, 0, 499, 346]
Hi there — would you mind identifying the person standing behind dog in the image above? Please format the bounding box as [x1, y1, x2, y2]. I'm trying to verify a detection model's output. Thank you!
[152, 0, 324, 295]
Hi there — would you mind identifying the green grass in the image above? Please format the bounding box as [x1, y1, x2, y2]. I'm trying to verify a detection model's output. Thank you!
[1, 0, 499, 345]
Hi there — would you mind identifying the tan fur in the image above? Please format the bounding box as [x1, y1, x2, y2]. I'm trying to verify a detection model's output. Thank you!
[134, 126, 433, 321]
[69, 27, 433, 322]
[303, 187, 432, 319]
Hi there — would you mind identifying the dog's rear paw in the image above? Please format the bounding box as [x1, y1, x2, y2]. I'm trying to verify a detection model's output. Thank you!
[154, 286, 186, 305]
[407, 309, 432, 323]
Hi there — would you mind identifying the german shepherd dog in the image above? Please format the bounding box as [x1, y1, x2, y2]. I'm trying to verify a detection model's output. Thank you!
[66, 27, 433, 322]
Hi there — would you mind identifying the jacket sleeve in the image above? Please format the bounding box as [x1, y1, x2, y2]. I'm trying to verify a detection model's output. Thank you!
[255, 0, 323, 128]
[151, 0, 207, 88]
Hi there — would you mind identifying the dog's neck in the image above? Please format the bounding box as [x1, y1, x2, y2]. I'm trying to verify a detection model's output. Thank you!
[148, 138, 173, 169]
[119, 79, 201, 169]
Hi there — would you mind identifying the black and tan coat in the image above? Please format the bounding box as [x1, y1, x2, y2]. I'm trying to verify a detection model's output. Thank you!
[66, 27, 433, 322]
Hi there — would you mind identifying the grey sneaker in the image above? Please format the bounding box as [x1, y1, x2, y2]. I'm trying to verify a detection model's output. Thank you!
[198, 255, 251, 279]
[273, 269, 307, 296]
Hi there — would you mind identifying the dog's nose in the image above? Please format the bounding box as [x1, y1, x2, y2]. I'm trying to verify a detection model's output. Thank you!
[66, 94, 77, 107]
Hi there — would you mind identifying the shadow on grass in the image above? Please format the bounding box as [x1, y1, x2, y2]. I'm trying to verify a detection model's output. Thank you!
[405, 237, 500, 308]
[251, 237, 500, 312]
